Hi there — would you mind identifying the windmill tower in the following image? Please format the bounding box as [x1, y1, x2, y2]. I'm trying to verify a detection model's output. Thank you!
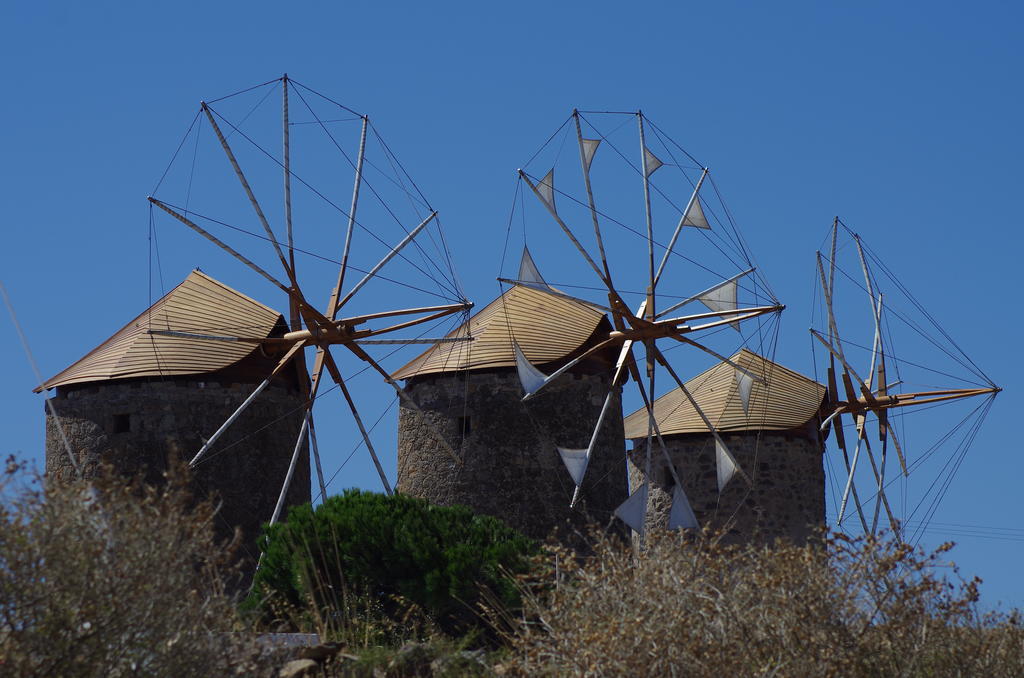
[391, 277, 627, 541]
[624, 349, 828, 545]
[38, 270, 310, 565]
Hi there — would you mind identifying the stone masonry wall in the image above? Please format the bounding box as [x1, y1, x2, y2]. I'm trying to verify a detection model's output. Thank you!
[397, 369, 627, 542]
[45, 379, 310, 568]
[628, 430, 825, 545]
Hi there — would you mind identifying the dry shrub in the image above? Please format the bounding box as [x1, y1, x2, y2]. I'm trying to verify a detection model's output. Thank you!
[504, 528, 1024, 677]
[0, 457, 271, 678]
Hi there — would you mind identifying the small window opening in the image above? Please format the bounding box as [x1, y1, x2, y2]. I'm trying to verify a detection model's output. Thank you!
[457, 415, 472, 437]
[113, 413, 131, 434]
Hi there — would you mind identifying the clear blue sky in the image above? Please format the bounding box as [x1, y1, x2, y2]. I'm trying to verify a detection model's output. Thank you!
[2, 2, 1021, 606]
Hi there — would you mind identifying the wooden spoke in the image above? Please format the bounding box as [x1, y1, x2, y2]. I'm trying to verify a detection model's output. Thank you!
[327, 115, 369, 320]
[344, 341, 461, 464]
[335, 211, 438, 312]
[573, 110, 614, 286]
[269, 409, 311, 526]
[834, 411, 872, 533]
[655, 267, 754, 319]
[637, 113, 656, 314]
[307, 410, 329, 502]
[653, 168, 709, 291]
[519, 169, 631, 312]
[189, 340, 306, 467]
[202, 103, 294, 285]
[321, 350, 393, 495]
[149, 197, 291, 295]
[652, 344, 751, 486]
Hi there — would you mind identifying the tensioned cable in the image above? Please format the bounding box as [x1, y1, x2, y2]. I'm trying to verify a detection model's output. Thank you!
[152, 201, 461, 303]
[205, 102, 460, 301]
[575, 112, 749, 276]
[194, 314, 464, 469]
[816, 244, 992, 386]
[318, 309, 469, 499]
[198, 102, 462, 303]
[810, 332, 991, 390]
[370, 122, 464, 301]
[642, 119, 755, 280]
[834, 220, 995, 385]
[2, 282, 80, 475]
[151, 109, 201, 195]
[519, 168, 761, 298]
[287, 77, 363, 118]
[205, 77, 282, 105]
[318, 396, 397, 501]
[368, 125, 445, 286]
[222, 80, 279, 142]
[292, 110, 456, 302]
[905, 395, 993, 547]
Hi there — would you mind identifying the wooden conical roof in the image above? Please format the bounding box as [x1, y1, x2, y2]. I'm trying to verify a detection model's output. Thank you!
[36, 270, 286, 392]
[623, 349, 826, 439]
[391, 284, 607, 379]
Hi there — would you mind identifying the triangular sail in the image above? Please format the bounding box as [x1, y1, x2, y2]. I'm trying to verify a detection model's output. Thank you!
[698, 279, 740, 331]
[668, 483, 699, 529]
[581, 138, 600, 173]
[513, 341, 548, 396]
[678, 192, 711, 230]
[643, 146, 663, 177]
[716, 438, 738, 492]
[735, 368, 754, 416]
[536, 168, 556, 213]
[557, 447, 589, 486]
[615, 482, 649, 534]
[518, 246, 550, 290]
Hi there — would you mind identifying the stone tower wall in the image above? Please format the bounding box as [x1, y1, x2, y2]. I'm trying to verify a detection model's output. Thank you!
[44, 379, 310, 567]
[397, 368, 627, 542]
[628, 429, 824, 545]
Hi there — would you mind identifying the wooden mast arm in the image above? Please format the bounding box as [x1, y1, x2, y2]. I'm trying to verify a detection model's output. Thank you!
[518, 169, 633, 316]
[652, 344, 751, 486]
[201, 102, 295, 286]
[573, 110, 614, 285]
[148, 197, 334, 331]
[327, 115, 369, 320]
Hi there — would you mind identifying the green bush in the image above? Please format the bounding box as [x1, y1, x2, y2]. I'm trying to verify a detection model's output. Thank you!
[250, 490, 537, 635]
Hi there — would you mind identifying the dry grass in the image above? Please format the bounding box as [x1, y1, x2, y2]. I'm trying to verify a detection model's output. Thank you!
[0, 457, 273, 678]
[502, 528, 1024, 677]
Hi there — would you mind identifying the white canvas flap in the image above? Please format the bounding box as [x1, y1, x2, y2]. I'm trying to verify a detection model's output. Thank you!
[557, 447, 589, 486]
[678, 193, 711, 230]
[536, 168, 556, 213]
[513, 341, 548, 396]
[735, 368, 754, 416]
[668, 483, 699, 530]
[716, 438, 738, 492]
[697, 279, 740, 332]
[581, 138, 600, 173]
[518, 245, 549, 290]
[615, 483, 649, 534]
[643, 146, 663, 177]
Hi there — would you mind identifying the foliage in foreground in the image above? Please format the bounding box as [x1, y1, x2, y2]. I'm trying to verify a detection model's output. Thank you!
[251, 489, 537, 638]
[501, 528, 1024, 677]
[0, 459, 271, 678]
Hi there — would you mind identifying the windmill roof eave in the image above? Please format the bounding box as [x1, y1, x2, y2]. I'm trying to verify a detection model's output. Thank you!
[36, 270, 286, 392]
[390, 284, 608, 380]
[623, 348, 827, 439]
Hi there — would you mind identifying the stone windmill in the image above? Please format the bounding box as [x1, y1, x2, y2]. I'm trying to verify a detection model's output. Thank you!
[624, 348, 828, 544]
[391, 271, 627, 541]
[811, 218, 1000, 543]
[39, 76, 470, 564]
[37, 270, 310, 563]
